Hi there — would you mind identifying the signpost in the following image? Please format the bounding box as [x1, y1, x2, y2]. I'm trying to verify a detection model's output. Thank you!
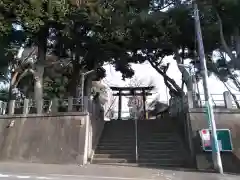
[199, 129, 233, 152]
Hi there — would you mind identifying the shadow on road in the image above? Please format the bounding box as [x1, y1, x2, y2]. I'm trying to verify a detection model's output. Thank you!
[94, 156, 240, 176]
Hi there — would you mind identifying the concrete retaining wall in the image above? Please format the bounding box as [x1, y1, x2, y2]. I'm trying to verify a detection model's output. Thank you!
[188, 108, 240, 173]
[0, 113, 87, 164]
[0, 110, 105, 165]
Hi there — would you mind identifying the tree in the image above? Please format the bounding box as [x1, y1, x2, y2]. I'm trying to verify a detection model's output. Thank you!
[0, 0, 74, 112]
[0, 1, 106, 108]
[113, 0, 240, 99]
[2, 0, 239, 109]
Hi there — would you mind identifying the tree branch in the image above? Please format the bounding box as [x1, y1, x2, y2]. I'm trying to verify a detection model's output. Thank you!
[11, 71, 19, 86]
[174, 48, 193, 91]
[148, 59, 184, 96]
[13, 69, 29, 88]
[216, 11, 236, 63]
[234, 28, 240, 58]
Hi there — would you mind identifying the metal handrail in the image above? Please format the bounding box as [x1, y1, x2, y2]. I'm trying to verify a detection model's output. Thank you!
[198, 94, 240, 108]
[210, 95, 217, 107]
[134, 110, 138, 163]
[105, 97, 117, 117]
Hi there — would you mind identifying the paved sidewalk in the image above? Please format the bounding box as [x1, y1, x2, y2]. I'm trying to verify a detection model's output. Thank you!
[0, 162, 238, 180]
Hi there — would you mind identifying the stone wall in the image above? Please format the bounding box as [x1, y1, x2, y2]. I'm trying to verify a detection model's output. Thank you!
[0, 99, 105, 165]
[0, 113, 87, 164]
[188, 108, 240, 173]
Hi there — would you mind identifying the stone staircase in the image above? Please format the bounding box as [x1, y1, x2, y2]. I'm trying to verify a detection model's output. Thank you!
[92, 120, 136, 164]
[137, 119, 189, 167]
[92, 119, 191, 168]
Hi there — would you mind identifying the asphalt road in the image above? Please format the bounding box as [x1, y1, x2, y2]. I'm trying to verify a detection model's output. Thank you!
[0, 172, 239, 180]
[0, 163, 238, 180]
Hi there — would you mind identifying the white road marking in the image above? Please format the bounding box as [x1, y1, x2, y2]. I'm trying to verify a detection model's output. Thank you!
[0, 172, 158, 180]
[16, 176, 31, 179]
[0, 173, 56, 179]
[36, 177, 54, 179]
[0, 173, 10, 177]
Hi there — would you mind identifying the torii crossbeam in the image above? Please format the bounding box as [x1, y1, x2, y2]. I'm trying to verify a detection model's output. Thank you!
[110, 86, 154, 120]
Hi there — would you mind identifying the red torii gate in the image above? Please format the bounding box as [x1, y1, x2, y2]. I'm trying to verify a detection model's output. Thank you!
[110, 86, 154, 120]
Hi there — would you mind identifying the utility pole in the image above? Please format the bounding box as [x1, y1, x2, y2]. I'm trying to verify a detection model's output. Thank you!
[193, 1, 223, 174]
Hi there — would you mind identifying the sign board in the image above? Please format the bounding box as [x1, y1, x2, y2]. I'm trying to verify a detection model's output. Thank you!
[128, 97, 142, 108]
[199, 129, 233, 152]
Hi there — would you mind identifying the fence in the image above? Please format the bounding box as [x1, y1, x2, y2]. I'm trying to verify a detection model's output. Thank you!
[198, 92, 240, 109]
[0, 97, 91, 115]
[169, 91, 240, 118]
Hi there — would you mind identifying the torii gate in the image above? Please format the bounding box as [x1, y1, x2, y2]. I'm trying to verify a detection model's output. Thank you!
[110, 86, 154, 120]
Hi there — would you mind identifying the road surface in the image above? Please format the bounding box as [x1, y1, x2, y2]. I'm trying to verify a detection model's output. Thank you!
[0, 163, 238, 180]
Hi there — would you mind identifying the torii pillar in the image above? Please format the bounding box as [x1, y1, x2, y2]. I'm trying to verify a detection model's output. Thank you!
[142, 89, 147, 119]
[118, 90, 122, 120]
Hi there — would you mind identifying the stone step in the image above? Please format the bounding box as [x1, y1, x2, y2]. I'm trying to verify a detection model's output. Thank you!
[96, 146, 135, 150]
[138, 149, 183, 153]
[101, 134, 180, 140]
[137, 162, 186, 167]
[103, 132, 178, 135]
[98, 140, 180, 146]
[92, 158, 136, 164]
[91, 162, 139, 167]
[96, 144, 181, 150]
[99, 138, 135, 142]
[101, 134, 135, 137]
[94, 153, 135, 159]
[139, 141, 180, 144]
[139, 142, 181, 147]
[97, 143, 181, 150]
[92, 158, 185, 166]
[139, 154, 183, 159]
[93, 119, 190, 168]
[95, 149, 181, 154]
[94, 153, 182, 159]
[98, 141, 135, 145]
[139, 132, 180, 136]
[138, 158, 185, 163]
[95, 149, 135, 154]
[139, 137, 180, 141]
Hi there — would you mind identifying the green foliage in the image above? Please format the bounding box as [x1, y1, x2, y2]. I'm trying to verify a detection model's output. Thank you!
[0, 86, 9, 101]
[43, 75, 69, 99]
[0, 0, 239, 98]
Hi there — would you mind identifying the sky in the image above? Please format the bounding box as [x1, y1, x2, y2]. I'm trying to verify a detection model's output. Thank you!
[102, 56, 240, 116]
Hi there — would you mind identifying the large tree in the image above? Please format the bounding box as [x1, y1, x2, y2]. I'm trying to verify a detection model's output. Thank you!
[1, 0, 240, 108]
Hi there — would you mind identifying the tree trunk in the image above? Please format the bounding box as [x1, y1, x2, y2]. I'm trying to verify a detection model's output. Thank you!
[84, 74, 94, 98]
[7, 70, 20, 114]
[216, 11, 238, 68]
[35, 27, 48, 114]
[174, 49, 194, 92]
[34, 65, 44, 114]
[68, 61, 81, 97]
